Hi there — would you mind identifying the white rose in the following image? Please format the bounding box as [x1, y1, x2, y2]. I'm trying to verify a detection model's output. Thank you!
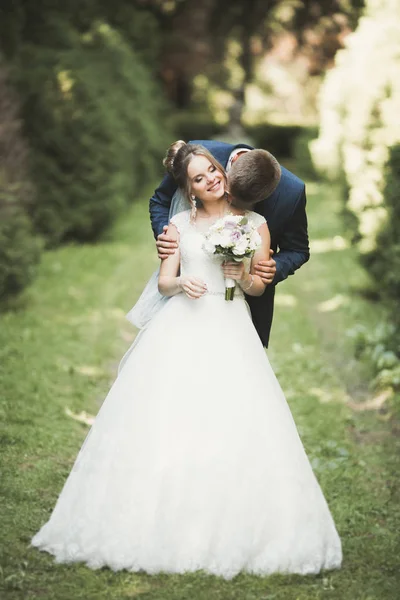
[209, 232, 224, 246]
[220, 233, 234, 248]
[232, 238, 249, 255]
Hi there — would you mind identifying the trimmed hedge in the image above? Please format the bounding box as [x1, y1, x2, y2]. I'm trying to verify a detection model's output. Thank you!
[292, 128, 320, 180]
[310, 0, 400, 253]
[368, 144, 400, 320]
[353, 145, 400, 398]
[0, 4, 172, 299]
[170, 111, 225, 143]
[0, 60, 41, 300]
[0, 207, 42, 299]
[310, 0, 400, 397]
[17, 20, 170, 246]
[245, 124, 314, 159]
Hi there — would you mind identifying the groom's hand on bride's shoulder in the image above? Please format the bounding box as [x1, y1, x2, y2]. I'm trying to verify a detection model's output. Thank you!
[156, 226, 179, 260]
[254, 250, 276, 286]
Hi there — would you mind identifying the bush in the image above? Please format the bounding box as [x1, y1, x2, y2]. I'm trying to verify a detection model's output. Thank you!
[244, 124, 310, 159]
[310, 0, 400, 253]
[292, 128, 319, 180]
[17, 20, 170, 246]
[311, 1, 400, 399]
[361, 144, 400, 393]
[348, 322, 400, 414]
[0, 207, 42, 299]
[368, 144, 400, 311]
[0, 60, 41, 300]
[170, 111, 224, 143]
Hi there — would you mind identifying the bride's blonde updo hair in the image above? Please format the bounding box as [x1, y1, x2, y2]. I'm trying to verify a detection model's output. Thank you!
[163, 140, 227, 204]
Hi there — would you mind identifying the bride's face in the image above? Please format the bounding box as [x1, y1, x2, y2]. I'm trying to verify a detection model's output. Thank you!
[187, 155, 225, 203]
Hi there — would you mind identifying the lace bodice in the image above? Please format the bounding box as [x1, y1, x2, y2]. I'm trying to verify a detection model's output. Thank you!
[170, 210, 266, 296]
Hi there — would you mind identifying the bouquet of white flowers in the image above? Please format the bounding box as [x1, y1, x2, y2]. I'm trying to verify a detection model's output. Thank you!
[203, 214, 262, 300]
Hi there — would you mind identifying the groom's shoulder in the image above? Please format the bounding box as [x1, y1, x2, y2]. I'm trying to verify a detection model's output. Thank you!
[278, 165, 305, 195]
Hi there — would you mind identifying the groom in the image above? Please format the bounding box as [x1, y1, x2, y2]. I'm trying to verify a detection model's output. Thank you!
[149, 139, 310, 347]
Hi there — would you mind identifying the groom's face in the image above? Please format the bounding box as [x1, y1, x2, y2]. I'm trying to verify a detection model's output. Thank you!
[227, 154, 255, 209]
[228, 149, 280, 207]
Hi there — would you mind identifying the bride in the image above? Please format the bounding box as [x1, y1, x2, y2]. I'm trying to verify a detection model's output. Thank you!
[30, 141, 342, 578]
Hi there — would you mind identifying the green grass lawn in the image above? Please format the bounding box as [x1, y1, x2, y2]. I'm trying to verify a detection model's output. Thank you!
[0, 182, 399, 600]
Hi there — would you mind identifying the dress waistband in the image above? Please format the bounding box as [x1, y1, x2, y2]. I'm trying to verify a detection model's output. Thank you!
[206, 289, 244, 299]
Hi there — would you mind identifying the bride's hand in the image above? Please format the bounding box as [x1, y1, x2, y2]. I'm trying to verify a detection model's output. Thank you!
[222, 261, 245, 282]
[178, 276, 208, 299]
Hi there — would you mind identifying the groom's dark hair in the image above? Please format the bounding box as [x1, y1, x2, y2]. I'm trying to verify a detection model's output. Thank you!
[228, 150, 281, 208]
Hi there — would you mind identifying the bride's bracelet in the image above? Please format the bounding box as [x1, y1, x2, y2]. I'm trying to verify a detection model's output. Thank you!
[241, 274, 254, 292]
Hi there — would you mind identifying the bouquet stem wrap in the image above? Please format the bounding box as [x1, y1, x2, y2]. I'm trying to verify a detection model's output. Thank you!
[225, 277, 236, 301]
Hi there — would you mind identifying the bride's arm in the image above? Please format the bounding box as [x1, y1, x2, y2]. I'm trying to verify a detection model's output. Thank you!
[158, 224, 208, 299]
[245, 223, 271, 296]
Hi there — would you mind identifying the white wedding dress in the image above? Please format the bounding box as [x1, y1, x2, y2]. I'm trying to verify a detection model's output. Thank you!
[31, 210, 342, 578]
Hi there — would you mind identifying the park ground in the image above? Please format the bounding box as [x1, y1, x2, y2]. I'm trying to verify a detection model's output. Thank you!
[0, 175, 399, 600]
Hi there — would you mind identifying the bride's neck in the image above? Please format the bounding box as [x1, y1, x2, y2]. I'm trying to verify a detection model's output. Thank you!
[197, 198, 229, 218]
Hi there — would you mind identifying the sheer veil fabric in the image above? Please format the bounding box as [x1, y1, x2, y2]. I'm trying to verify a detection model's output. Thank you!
[119, 190, 190, 372]
[125, 188, 189, 328]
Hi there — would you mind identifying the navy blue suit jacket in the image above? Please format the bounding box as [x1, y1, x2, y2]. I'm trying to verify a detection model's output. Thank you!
[149, 140, 310, 347]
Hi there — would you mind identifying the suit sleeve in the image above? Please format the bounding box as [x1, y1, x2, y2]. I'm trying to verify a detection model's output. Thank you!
[273, 185, 310, 285]
[149, 173, 178, 239]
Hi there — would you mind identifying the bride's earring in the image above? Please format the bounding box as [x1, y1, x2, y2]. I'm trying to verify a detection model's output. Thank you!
[190, 195, 197, 222]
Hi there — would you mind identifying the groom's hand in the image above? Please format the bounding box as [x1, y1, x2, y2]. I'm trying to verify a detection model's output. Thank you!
[254, 250, 276, 285]
[156, 226, 179, 260]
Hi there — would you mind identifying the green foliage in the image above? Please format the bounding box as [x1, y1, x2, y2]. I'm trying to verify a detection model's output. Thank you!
[292, 127, 320, 179]
[101, 2, 162, 69]
[170, 110, 224, 143]
[16, 20, 169, 246]
[0, 207, 42, 299]
[310, 0, 400, 391]
[245, 124, 316, 159]
[310, 0, 400, 254]
[348, 322, 400, 407]
[0, 59, 42, 300]
[368, 144, 400, 308]
[350, 144, 400, 398]
[0, 2, 171, 299]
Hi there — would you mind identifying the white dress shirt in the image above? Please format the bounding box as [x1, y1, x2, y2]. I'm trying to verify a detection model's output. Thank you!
[226, 147, 251, 172]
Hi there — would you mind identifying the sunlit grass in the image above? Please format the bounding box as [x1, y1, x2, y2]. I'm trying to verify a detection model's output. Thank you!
[274, 293, 298, 307]
[317, 294, 349, 312]
[309, 235, 349, 254]
[0, 182, 399, 599]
